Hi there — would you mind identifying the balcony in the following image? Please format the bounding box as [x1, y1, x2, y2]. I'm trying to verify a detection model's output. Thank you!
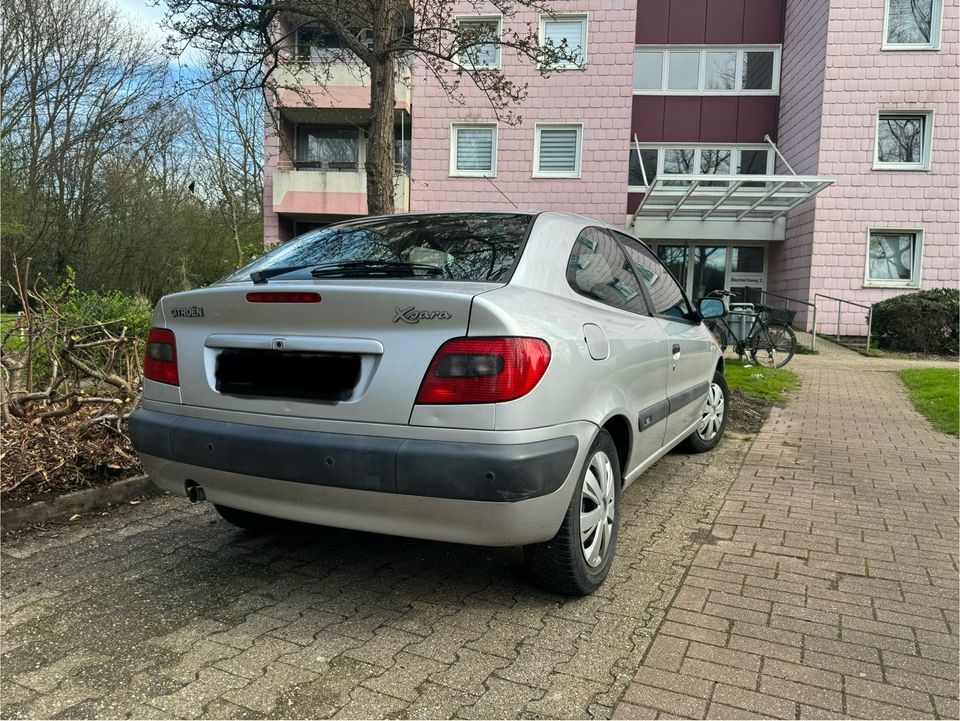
[273, 62, 412, 116]
[272, 166, 410, 217]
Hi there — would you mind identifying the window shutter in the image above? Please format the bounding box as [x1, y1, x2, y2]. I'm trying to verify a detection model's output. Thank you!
[456, 127, 494, 172]
[538, 128, 579, 173]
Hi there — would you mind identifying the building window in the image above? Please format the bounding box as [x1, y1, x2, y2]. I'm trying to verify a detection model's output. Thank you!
[540, 14, 587, 69]
[866, 230, 922, 286]
[884, 0, 942, 48]
[535, 124, 582, 177]
[627, 146, 773, 189]
[295, 126, 359, 169]
[633, 47, 781, 94]
[450, 124, 497, 176]
[457, 17, 501, 69]
[875, 111, 933, 169]
[629, 149, 658, 186]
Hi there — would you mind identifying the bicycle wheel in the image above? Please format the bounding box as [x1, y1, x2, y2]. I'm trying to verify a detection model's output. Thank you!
[704, 320, 728, 352]
[750, 323, 797, 368]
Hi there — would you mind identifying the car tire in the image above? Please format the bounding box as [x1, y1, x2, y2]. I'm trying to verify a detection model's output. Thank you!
[214, 504, 284, 532]
[681, 370, 728, 453]
[524, 429, 620, 596]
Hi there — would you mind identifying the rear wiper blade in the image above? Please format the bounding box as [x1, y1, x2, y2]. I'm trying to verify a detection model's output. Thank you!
[249, 265, 313, 284]
[310, 261, 443, 278]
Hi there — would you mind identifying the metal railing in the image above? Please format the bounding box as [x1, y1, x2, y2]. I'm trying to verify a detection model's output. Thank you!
[759, 290, 818, 350]
[813, 293, 874, 353]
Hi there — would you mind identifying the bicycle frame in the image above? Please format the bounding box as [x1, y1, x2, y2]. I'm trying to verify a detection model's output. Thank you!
[711, 311, 774, 357]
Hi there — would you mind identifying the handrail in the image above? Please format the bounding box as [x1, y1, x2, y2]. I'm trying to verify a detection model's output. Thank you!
[814, 293, 874, 353]
[759, 290, 817, 350]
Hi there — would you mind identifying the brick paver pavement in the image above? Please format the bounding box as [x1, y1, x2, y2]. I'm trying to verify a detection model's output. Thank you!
[1, 422, 752, 719]
[615, 342, 959, 720]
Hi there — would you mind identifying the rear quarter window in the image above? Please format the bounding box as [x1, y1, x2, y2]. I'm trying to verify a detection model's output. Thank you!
[566, 227, 650, 315]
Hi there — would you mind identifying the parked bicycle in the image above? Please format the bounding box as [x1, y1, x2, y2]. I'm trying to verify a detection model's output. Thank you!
[704, 290, 798, 368]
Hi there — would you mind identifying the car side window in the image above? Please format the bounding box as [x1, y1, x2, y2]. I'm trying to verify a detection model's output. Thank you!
[614, 233, 694, 320]
[566, 227, 650, 315]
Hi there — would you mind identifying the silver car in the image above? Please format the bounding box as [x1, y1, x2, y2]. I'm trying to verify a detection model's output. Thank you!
[130, 211, 728, 595]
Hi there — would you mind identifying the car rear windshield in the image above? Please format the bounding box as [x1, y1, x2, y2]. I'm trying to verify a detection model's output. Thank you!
[224, 213, 534, 283]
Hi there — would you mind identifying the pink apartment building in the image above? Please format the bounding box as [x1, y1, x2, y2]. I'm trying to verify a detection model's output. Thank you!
[264, 0, 959, 335]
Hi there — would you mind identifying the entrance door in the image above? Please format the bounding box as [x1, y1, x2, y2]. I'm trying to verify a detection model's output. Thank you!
[691, 246, 728, 301]
[655, 243, 767, 303]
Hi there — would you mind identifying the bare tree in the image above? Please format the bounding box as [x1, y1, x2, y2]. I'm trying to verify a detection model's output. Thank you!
[1, 0, 168, 282]
[188, 73, 264, 265]
[161, 0, 580, 215]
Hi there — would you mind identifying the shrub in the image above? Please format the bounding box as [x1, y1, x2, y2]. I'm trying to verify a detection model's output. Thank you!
[872, 288, 960, 355]
[50, 267, 153, 339]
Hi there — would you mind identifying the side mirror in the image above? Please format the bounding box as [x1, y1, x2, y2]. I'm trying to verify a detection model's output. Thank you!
[697, 297, 726, 319]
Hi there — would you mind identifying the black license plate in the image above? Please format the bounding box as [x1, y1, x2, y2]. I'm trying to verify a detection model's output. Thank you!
[215, 349, 361, 401]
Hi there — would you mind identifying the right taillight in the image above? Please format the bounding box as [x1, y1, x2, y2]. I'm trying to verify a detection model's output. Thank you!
[415, 337, 551, 404]
[144, 327, 178, 385]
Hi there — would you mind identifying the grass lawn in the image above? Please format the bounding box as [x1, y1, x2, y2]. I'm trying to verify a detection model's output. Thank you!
[897, 368, 959, 436]
[724, 359, 800, 403]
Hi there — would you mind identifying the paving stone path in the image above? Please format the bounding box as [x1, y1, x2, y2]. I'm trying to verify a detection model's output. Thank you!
[2, 341, 955, 720]
[1, 425, 750, 719]
[615, 342, 959, 719]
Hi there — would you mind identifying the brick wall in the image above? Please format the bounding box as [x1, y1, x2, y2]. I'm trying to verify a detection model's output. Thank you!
[410, 0, 636, 225]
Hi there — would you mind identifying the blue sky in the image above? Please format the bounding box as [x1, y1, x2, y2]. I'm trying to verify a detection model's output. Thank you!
[114, 0, 167, 41]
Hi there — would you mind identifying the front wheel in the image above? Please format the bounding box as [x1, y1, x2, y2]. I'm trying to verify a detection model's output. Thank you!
[524, 429, 620, 596]
[750, 323, 797, 368]
[681, 371, 728, 453]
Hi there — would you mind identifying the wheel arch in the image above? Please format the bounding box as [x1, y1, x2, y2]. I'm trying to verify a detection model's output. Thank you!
[599, 414, 632, 484]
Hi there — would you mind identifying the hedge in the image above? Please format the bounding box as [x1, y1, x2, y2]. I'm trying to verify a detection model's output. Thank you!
[871, 288, 959, 355]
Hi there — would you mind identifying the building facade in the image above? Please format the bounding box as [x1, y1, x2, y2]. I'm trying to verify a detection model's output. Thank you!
[264, 0, 959, 334]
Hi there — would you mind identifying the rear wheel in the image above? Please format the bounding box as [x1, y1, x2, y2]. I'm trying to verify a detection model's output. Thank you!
[524, 430, 620, 596]
[214, 504, 284, 532]
[681, 371, 728, 453]
[750, 323, 797, 368]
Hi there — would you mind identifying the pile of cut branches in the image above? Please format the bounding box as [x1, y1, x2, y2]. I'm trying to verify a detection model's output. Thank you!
[1, 259, 149, 504]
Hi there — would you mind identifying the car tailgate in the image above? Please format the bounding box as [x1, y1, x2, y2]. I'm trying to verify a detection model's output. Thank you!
[153, 280, 486, 425]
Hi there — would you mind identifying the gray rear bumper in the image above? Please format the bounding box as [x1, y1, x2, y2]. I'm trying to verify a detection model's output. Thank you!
[129, 409, 578, 503]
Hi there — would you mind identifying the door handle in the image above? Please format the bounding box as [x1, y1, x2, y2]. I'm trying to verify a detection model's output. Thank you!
[672, 344, 681, 356]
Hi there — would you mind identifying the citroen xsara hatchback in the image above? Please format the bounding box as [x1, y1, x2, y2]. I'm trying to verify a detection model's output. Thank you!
[130, 212, 728, 595]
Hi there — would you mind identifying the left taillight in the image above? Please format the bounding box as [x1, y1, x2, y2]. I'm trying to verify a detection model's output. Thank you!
[144, 327, 178, 385]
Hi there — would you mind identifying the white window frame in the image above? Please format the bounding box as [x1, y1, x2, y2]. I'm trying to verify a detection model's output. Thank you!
[882, 0, 943, 50]
[632, 45, 781, 95]
[449, 123, 498, 177]
[534, 123, 583, 178]
[864, 228, 924, 288]
[874, 109, 934, 170]
[626, 144, 777, 191]
[455, 15, 502, 70]
[538, 13, 588, 70]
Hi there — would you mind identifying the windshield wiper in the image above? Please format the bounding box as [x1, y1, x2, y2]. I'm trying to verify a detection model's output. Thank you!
[309, 261, 444, 278]
[249, 265, 314, 284]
